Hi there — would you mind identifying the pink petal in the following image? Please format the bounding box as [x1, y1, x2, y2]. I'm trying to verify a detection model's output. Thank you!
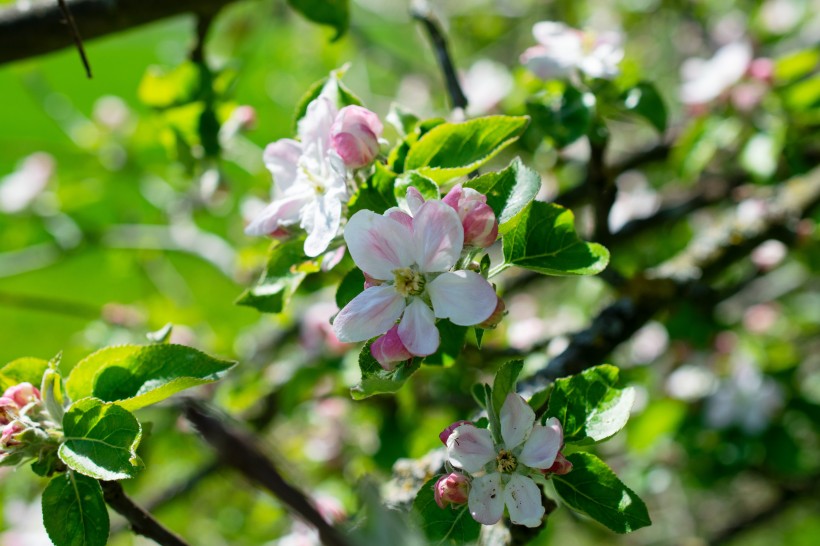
[504, 475, 545, 528]
[412, 200, 463, 273]
[500, 393, 535, 450]
[263, 139, 302, 192]
[468, 474, 505, 525]
[447, 424, 496, 472]
[244, 193, 310, 237]
[518, 424, 562, 470]
[384, 207, 414, 230]
[405, 187, 426, 215]
[426, 271, 497, 326]
[332, 285, 405, 343]
[397, 298, 439, 356]
[344, 210, 415, 280]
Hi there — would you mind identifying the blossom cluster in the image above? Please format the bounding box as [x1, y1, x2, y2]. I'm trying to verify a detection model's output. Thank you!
[0, 383, 55, 464]
[520, 21, 623, 81]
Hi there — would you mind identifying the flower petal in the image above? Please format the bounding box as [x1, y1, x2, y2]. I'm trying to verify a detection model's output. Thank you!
[446, 424, 496, 472]
[500, 393, 535, 450]
[397, 298, 439, 356]
[263, 139, 302, 192]
[298, 89, 338, 149]
[468, 474, 505, 526]
[344, 211, 415, 280]
[303, 190, 343, 257]
[244, 193, 310, 236]
[426, 271, 497, 326]
[518, 424, 562, 470]
[332, 285, 405, 343]
[504, 475, 545, 528]
[411, 200, 463, 273]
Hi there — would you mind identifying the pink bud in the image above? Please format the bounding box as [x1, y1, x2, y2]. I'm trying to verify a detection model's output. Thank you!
[0, 397, 18, 425]
[747, 58, 774, 84]
[3, 383, 40, 408]
[439, 420, 472, 445]
[370, 325, 412, 371]
[330, 105, 383, 169]
[363, 272, 384, 289]
[434, 473, 470, 508]
[478, 296, 506, 329]
[0, 422, 24, 449]
[543, 452, 573, 476]
[233, 105, 257, 131]
[443, 185, 499, 248]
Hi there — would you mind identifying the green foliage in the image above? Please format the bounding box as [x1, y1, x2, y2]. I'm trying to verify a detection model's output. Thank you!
[292, 70, 362, 131]
[501, 201, 610, 275]
[422, 320, 467, 367]
[236, 238, 316, 314]
[65, 344, 236, 411]
[388, 118, 446, 173]
[348, 162, 399, 215]
[336, 267, 365, 309]
[464, 158, 541, 231]
[526, 84, 593, 148]
[491, 360, 524, 420]
[553, 452, 651, 533]
[404, 116, 530, 181]
[395, 172, 440, 201]
[59, 398, 143, 481]
[620, 81, 667, 133]
[412, 477, 481, 544]
[545, 365, 635, 445]
[0, 357, 48, 390]
[286, 0, 350, 41]
[138, 62, 206, 109]
[42, 472, 109, 546]
[350, 341, 420, 400]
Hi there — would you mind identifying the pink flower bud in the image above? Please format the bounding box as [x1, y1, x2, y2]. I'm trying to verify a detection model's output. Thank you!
[747, 58, 774, 84]
[363, 272, 384, 289]
[0, 422, 24, 449]
[478, 295, 506, 329]
[233, 105, 257, 131]
[0, 397, 18, 425]
[439, 420, 472, 445]
[434, 473, 470, 508]
[3, 383, 40, 408]
[543, 452, 573, 476]
[443, 185, 499, 248]
[330, 105, 383, 169]
[370, 325, 412, 371]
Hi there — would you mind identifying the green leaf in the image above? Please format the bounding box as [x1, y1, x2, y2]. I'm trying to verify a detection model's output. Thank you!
[422, 320, 467, 367]
[336, 268, 366, 309]
[236, 238, 313, 314]
[42, 472, 109, 546]
[471, 383, 488, 409]
[351, 342, 420, 399]
[502, 201, 609, 276]
[65, 344, 236, 411]
[388, 118, 446, 173]
[412, 477, 481, 544]
[138, 62, 205, 109]
[0, 357, 48, 391]
[59, 398, 142, 481]
[774, 48, 820, 82]
[41, 368, 66, 424]
[292, 70, 361, 131]
[387, 103, 420, 136]
[621, 82, 667, 133]
[740, 133, 781, 180]
[491, 360, 524, 419]
[286, 0, 350, 41]
[395, 172, 441, 201]
[527, 84, 593, 148]
[545, 365, 635, 445]
[404, 116, 530, 182]
[348, 163, 398, 215]
[464, 158, 541, 232]
[528, 386, 551, 414]
[553, 452, 651, 533]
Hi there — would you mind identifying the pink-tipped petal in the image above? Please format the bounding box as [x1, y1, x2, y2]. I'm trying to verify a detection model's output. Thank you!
[397, 298, 439, 356]
[330, 105, 383, 169]
[518, 424, 562, 469]
[500, 393, 535, 450]
[384, 207, 414, 230]
[344, 210, 415, 280]
[504, 475, 545, 528]
[426, 271, 497, 326]
[446, 424, 496, 472]
[405, 187, 426, 215]
[263, 139, 302, 191]
[412, 200, 464, 273]
[332, 285, 405, 343]
[244, 193, 309, 237]
[439, 420, 472, 445]
[468, 474, 505, 525]
[461, 202, 498, 248]
[434, 473, 470, 508]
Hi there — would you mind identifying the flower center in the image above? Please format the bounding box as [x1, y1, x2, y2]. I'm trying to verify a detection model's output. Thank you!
[496, 449, 517, 473]
[393, 267, 425, 296]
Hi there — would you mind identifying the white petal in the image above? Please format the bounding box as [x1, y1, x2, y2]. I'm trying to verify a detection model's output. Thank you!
[344, 211, 415, 280]
[426, 271, 497, 326]
[468, 474, 505, 526]
[446, 424, 496, 473]
[263, 139, 302, 192]
[518, 424, 562, 470]
[303, 191, 342, 257]
[298, 93, 338, 150]
[397, 298, 439, 356]
[332, 285, 405, 342]
[504, 475, 544, 528]
[500, 393, 535, 450]
[244, 193, 309, 236]
[412, 200, 463, 273]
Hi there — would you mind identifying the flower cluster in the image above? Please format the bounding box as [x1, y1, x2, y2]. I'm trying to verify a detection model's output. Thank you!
[520, 22, 623, 81]
[0, 383, 57, 465]
[436, 393, 571, 527]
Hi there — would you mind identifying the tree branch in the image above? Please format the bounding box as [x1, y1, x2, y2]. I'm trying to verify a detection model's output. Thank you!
[100, 480, 190, 546]
[56, 0, 92, 77]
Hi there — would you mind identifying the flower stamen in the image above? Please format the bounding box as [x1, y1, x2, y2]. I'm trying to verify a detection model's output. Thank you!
[393, 267, 425, 296]
[496, 449, 517, 473]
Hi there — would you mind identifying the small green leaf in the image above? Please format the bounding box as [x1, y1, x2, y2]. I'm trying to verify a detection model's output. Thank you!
[423, 320, 467, 367]
[336, 268, 366, 309]
[621, 82, 667, 133]
[348, 163, 399, 215]
[404, 116, 530, 181]
[740, 133, 781, 180]
[545, 364, 635, 445]
[774, 48, 820, 82]
[138, 62, 205, 109]
[65, 344, 235, 411]
[528, 386, 551, 414]
[0, 357, 48, 391]
[484, 383, 500, 443]
[59, 398, 142, 481]
[292, 71, 361, 131]
[471, 383, 488, 409]
[491, 360, 524, 420]
[502, 201, 609, 276]
[527, 84, 593, 148]
[387, 103, 420, 136]
[42, 472, 109, 546]
[41, 368, 66, 424]
[286, 0, 350, 41]
[388, 117, 446, 174]
[351, 341, 420, 399]
[395, 172, 441, 201]
[237, 238, 313, 314]
[553, 452, 651, 533]
[464, 158, 541, 232]
[412, 477, 481, 544]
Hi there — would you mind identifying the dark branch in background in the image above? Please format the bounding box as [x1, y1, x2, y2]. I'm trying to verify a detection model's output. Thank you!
[411, 3, 468, 111]
[189, 12, 215, 63]
[0, 0, 239, 66]
[56, 0, 92, 78]
[100, 480, 191, 546]
[589, 133, 615, 245]
[0, 290, 100, 319]
[182, 399, 354, 546]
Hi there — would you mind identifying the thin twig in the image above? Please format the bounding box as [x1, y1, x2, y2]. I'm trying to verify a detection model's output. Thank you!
[190, 12, 214, 63]
[100, 480, 190, 546]
[0, 290, 100, 319]
[56, 0, 92, 78]
[411, 3, 468, 111]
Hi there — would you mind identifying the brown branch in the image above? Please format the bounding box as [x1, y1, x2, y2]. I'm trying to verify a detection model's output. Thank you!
[57, 0, 92, 77]
[411, 3, 468, 111]
[100, 480, 190, 546]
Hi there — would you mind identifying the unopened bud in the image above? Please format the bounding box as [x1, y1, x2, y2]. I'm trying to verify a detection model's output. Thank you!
[0, 422, 24, 449]
[0, 397, 18, 425]
[478, 296, 506, 329]
[434, 473, 470, 508]
[3, 383, 40, 408]
[443, 185, 499, 248]
[363, 272, 384, 289]
[543, 452, 573, 476]
[439, 420, 472, 445]
[370, 325, 412, 371]
[747, 58, 774, 84]
[330, 105, 383, 169]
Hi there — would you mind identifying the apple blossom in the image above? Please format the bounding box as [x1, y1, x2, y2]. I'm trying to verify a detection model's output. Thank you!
[370, 325, 412, 370]
[680, 41, 753, 106]
[3, 383, 41, 409]
[445, 394, 566, 527]
[0, 397, 17, 425]
[434, 472, 470, 508]
[332, 199, 498, 356]
[439, 420, 472, 445]
[520, 22, 623, 81]
[330, 105, 383, 169]
[442, 184, 499, 248]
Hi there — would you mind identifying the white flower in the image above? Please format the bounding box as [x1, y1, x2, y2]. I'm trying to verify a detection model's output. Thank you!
[446, 394, 563, 527]
[520, 22, 623, 81]
[680, 41, 753, 105]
